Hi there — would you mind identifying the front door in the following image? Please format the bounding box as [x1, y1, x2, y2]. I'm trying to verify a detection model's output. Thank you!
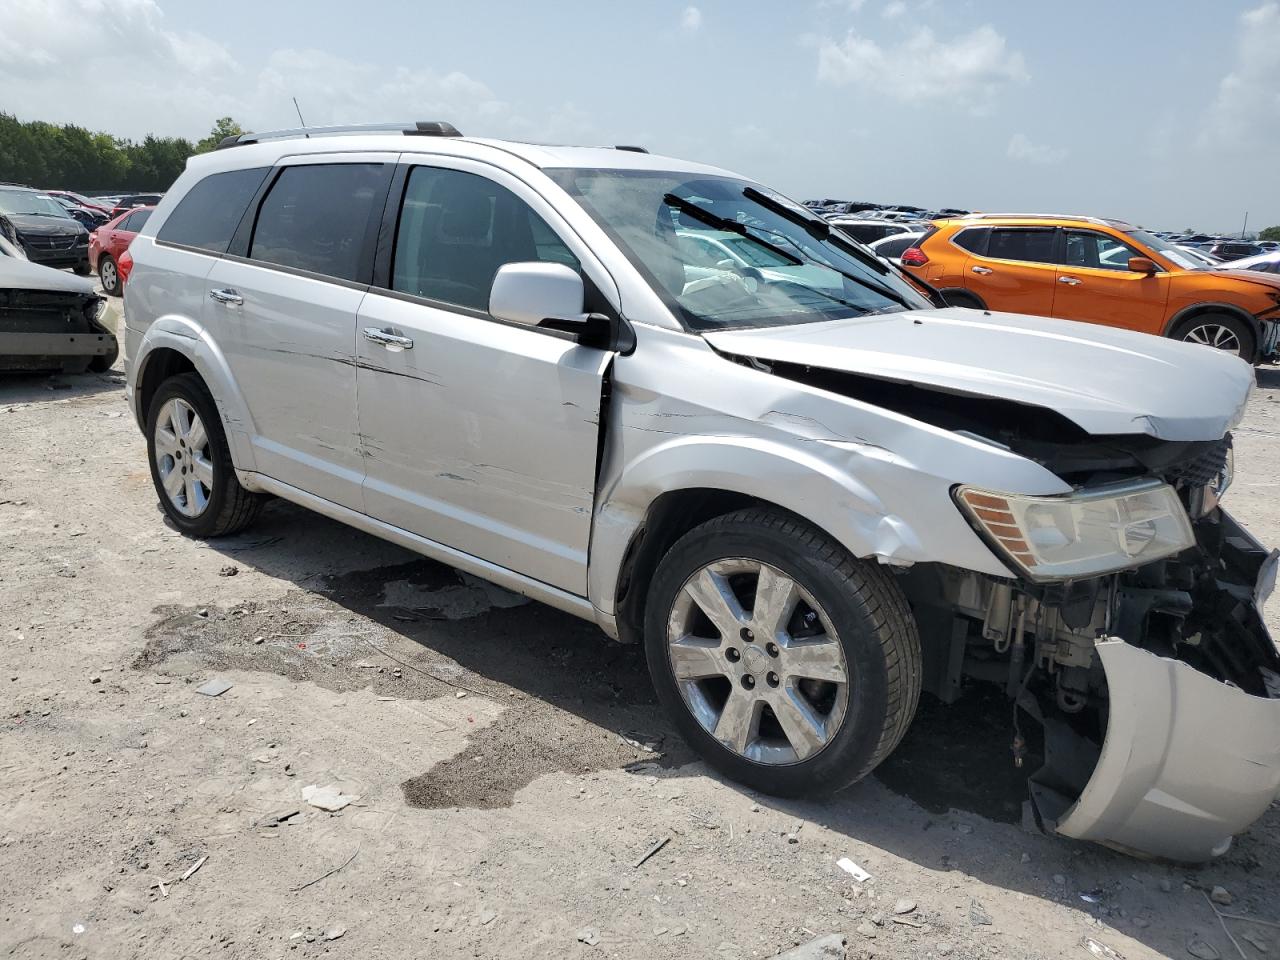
[1052, 229, 1171, 335]
[355, 160, 615, 595]
[964, 226, 1059, 316]
[204, 157, 394, 510]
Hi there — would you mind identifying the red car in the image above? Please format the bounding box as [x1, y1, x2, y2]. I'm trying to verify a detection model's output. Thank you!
[89, 206, 152, 296]
[43, 190, 113, 217]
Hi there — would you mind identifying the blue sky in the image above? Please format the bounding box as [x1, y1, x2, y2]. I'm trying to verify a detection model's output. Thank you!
[2, 0, 1277, 233]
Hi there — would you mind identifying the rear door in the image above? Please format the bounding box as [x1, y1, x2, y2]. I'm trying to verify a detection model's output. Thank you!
[354, 158, 616, 595]
[203, 155, 394, 510]
[962, 226, 1059, 316]
[1052, 229, 1170, 334]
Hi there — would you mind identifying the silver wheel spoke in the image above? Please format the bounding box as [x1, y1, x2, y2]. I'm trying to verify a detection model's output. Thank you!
[166, 399, 189, 440]
[191, 453, 214, 488]
[782, 638, 846, 683]
[186, 417, 208, 453]
[154, 426, 179, 457]
[685, 568, 747, 638]
[770, 688, 827, 761]
[162, 466, 184, 498]
[751, 565, 799, 639]
[669, 638, 725, 680]
[154, 398, 212, 518]
[713, 690, 760, 755]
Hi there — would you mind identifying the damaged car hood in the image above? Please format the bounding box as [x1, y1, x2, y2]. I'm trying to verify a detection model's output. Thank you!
[0, 256, 96, 294]
[703, 308, 1254, 441]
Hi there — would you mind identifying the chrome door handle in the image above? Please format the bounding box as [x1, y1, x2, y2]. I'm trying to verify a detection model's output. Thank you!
[970, 266, 993, 275]
[363, 327, 414, 349]
[1058, 276, 1082, 286]
[209, 288, 243, 305]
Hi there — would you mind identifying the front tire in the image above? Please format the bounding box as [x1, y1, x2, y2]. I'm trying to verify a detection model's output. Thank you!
[146, 372, 263, 537]
[1173, 312, 1255, 361]
[644, 508, 921, 797]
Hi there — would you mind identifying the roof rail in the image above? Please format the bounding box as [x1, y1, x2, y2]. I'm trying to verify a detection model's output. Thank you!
[614, 145, 648, 153]
[216, 120, 462, 150]
[957, 212, 1130, 227]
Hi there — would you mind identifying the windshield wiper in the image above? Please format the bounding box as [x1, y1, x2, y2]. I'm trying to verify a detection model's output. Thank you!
[742, 186, 947, 308]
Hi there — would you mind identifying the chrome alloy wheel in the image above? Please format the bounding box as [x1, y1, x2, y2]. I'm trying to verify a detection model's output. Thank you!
[666, 559, 849, 765]
[1182, 322, 1242, 355]
[153, 398, 213, 517]
[100, 258, 117, 292]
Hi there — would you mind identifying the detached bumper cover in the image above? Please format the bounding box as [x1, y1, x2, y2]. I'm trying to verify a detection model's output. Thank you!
[1053, 637, 1280, 861]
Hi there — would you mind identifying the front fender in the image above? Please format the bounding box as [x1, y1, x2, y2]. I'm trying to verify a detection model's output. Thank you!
[129, 316, 257, 469]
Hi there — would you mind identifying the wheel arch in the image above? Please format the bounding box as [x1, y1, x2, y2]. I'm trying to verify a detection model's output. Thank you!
[1164, 302, 1261, 358]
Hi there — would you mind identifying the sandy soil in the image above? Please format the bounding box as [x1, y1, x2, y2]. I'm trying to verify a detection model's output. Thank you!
[2, 302, 1279, 960]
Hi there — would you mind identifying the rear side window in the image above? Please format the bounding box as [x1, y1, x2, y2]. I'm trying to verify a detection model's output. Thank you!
[249, 164, 389, 283]
[390, 165, 579, 311]
[156, 167, 268, 253]
[123, 209, 152, 233]
[951, 227, 988, 255]
[987, 228, 1057, 264]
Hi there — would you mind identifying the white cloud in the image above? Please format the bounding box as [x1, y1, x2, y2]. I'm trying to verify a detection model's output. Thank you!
[882, 1, 907, 19]
[816, 24, 1028, 106]
[1007, 133, 1066, 165]
[681, 6, 703, 32]
[0, 0, 600, 145]
[1199, 3, 1280, 155]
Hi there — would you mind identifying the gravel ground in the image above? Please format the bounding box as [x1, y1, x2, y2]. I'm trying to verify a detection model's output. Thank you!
[2, 301, 1279, 960]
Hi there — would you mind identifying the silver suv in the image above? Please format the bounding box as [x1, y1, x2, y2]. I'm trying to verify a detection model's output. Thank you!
[124, 122, 1280, 861]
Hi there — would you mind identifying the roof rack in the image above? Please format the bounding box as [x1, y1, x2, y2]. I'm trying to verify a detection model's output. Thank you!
[216, 120, 462, 150]
[957, 212, 1132, 227]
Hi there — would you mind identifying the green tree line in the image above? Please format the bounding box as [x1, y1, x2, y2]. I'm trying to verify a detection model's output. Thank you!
[0, 114, 244, 192]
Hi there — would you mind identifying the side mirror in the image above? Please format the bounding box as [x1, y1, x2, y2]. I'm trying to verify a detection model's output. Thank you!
[1128, 256, 1158, 275]
[489, 261, 586, 328]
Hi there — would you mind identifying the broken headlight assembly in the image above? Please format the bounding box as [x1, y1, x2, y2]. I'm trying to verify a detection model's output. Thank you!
[955, 480, 1194, 582]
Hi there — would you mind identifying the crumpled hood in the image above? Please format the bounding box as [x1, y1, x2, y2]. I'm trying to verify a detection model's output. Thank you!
[0, 255, 97, 294]
[703, 307, 1254, 441]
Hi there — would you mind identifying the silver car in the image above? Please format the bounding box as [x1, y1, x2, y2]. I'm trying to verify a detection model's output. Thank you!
[123, 122, 1280, 862]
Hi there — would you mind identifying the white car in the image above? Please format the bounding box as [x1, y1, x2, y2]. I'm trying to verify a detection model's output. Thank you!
[867, 231, 925, 266]
[123, 121, 1279, 862]
[1220, 250, 1280, 274]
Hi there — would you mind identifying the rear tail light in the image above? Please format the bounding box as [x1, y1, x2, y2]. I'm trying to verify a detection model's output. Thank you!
[118, 249, 134, 288]
[900, 247, 929, 267]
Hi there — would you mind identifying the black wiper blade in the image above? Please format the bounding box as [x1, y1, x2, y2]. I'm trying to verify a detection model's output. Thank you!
[743, 186, 832, 242]
[661, 193, 805, 267]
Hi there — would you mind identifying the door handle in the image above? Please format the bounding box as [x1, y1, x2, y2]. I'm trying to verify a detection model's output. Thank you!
[209, 288, 243, 305]
[363, 327, 414, 349]
[970, 266, 993, 275]
[1058, 276, 1082, 286]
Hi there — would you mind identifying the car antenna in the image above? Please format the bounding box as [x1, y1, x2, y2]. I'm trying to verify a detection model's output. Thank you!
[292, 97, 309, 137]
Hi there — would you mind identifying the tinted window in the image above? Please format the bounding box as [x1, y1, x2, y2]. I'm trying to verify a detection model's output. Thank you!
[391, 166, 579, 311]
[874, 235, 918, 258]
[952, 227, 988, 254]
[987, 228, 1057, 264]
[1064, 230, 1143, 271]
[249, 164, 388, 282]
[837, 223, 897, 243]
[157, 167, 269, 253]
[120, 209, 151, 233]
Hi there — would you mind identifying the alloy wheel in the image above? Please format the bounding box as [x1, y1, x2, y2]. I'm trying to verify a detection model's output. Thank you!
[1183, 322, 1242, 355]
[101, 258, 117, 292]
[153, 398, 213, 517]
[666, 559, 849, 765]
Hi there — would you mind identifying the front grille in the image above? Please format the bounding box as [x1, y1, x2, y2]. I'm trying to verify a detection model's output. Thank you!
[1163, 435, 1231, 488]
[24, 235, 78, 251]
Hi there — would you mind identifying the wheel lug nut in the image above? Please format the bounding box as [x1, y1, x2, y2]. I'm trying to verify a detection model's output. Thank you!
[766, 642, 779, 658]
[725, 648, 741, 663]
[766, 672, 780, 688]
[741, 675, 755, 690]
[740, 628, 753, 641]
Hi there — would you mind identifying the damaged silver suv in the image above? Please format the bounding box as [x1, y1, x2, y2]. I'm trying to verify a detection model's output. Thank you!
[123, 122, 1280, 861]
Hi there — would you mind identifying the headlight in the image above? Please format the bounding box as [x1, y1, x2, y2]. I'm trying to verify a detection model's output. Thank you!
[956, 480, 1194, 581]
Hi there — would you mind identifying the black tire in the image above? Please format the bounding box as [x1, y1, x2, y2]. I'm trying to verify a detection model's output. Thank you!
[98, 254, 121, 296]
[146, 372, 263, 537]
[644, 507, 921, 797]
[73, 260, 92, 276]
[940, 289, 984, 310]
[1172, 312, 1256, 362]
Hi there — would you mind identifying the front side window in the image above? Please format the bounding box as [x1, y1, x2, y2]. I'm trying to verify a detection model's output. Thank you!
[157, 167, 269, 254]
[987, 228, 1057, 264]
[249, 164, 388, 282]
[549, 168, 931, 332]
[1064, 230, 1144, 271]
[390, 166, 579, 311]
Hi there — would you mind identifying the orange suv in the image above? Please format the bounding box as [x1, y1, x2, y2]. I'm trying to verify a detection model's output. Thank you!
[901, 214, 1280, 362]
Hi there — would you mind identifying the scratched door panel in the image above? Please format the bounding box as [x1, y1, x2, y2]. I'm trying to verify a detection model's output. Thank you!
[355, 291, 608, 595]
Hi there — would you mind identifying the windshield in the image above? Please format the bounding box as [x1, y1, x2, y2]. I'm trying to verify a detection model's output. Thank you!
[547, 169, 932, 331]
[1127, 228, 1204, 271]
[0, 190, 73, 219]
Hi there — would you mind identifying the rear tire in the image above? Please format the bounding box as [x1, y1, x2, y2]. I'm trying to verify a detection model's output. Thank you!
[1172, 312, 1255, 361]
[146, 372, 263, 538]
[644, 508, 921, 797]
[99, 255, 121, 296]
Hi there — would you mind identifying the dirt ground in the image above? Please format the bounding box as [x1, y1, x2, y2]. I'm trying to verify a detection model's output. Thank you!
[3, 300, 1280, 960]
